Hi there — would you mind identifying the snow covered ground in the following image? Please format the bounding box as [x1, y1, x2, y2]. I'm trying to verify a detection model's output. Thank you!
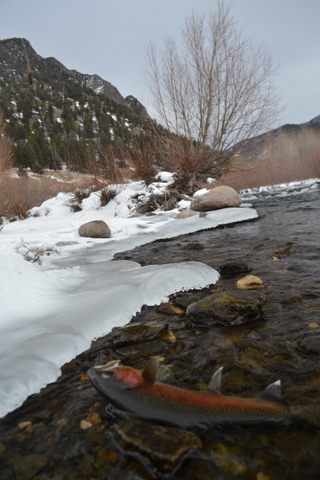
[0, 173, 261, 418]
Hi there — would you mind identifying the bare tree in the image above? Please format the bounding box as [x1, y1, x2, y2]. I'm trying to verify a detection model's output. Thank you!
[145, 0, 283, 173]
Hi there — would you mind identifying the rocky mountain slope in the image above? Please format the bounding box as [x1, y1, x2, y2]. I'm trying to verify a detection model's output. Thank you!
[0, 37, 151, 173]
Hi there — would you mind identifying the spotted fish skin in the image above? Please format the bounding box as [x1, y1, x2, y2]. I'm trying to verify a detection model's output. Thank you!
[88, 360, 291, 429]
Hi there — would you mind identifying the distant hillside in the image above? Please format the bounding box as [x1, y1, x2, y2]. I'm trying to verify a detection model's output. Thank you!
[216, 117, 320, 190]
[0, 37, 152, 174]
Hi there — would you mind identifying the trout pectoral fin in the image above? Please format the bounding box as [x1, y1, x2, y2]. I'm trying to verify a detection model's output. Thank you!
[258, 379, 286, 404]
[142, 358, 160, 383]
[207, 366, 223, 394]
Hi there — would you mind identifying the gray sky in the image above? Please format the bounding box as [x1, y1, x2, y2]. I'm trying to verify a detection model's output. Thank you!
[1, 0, 319, 126]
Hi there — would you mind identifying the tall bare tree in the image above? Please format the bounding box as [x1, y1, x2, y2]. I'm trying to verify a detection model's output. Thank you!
[145, 0, 283, 173]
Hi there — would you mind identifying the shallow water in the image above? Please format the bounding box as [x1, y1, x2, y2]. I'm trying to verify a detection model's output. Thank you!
[113, 186, 320, 478]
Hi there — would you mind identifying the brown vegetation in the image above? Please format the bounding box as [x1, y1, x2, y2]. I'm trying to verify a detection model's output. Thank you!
[215, 127, 320, 190]
[117, 142, 157, 185]
[0, 170, 109, 220]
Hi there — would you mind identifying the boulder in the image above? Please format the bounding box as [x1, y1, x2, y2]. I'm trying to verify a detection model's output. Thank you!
[186, 290, 267, 327]
[78, 220, 111, 238]
[190, 186, 241, 212]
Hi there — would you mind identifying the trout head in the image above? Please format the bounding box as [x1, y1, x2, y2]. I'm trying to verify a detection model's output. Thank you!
[87, 360, 144, 401]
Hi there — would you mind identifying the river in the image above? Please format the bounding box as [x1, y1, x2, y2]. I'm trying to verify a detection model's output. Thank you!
[1, 183, 320, 480]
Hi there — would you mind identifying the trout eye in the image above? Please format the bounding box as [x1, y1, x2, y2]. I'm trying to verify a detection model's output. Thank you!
[102, 372, 113, 379]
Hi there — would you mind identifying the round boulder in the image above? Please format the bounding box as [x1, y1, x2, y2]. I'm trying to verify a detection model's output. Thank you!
[190, 186, 241, 212]
[78, 220, 111, 238]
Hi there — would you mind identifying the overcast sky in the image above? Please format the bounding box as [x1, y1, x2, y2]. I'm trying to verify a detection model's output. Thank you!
[1, 0, 319, 126]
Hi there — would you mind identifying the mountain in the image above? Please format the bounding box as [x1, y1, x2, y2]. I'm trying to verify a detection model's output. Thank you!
[214, 116, 320, 190]
[0, 37, 152, 174]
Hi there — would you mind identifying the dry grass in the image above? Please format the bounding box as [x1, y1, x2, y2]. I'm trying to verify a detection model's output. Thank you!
[0, 170, 110, 220]
[216, 128, 320, 190]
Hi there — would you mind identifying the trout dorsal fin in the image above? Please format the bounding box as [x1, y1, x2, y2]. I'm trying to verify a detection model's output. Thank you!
[142, 358, 160, 384]
[258, 380, 285, 404]
[207, 366, 223, 394]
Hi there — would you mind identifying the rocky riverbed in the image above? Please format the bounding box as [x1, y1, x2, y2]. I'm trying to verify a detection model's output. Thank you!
[1, 190, 320, 480]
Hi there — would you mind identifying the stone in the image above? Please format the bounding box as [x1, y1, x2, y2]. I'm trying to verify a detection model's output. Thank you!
[174, 292, 208, 309]
[299, 335, 320, 354]
[78, 220, 111, 238]
[186, 290, 267, 327]
[157, 302, 185, 315]
[111, 321, 169, 347]
[111, 419, 202, 475]
[190, 186, 241, 212]
[236, 275, 263, 289]
[175, 209, 199, 219]
[12, 454, 48, 480]
[219, 262, 252, 276]
[80, 419, 93, 430]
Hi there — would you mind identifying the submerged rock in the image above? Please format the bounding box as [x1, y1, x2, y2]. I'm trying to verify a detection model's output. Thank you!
[111, 419, 202, 475]
[78, 220, 111, 238]
[186, 290, 267, 327]
[299, 335, 320, 354]
[111, 321, 169, 347]
[219, 262, 252, 277]
[190, 186, 241, 212]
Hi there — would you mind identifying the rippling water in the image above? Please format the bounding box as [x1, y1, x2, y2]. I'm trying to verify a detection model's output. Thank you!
[115, 185, 320, 479]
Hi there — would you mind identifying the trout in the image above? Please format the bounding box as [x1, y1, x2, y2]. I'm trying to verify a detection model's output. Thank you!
[87, 359, 293, 428]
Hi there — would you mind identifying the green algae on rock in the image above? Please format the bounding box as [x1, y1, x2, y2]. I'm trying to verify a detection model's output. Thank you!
[186, 290, 267, 327]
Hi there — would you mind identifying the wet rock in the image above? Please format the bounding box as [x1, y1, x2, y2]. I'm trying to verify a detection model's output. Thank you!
[190, 186, 241, 212]
[115, 340, 166, 360]
[111, 321, 168, 347]
[183, 242, 204, 250]
[186, 290, 267, 327]
[299, 335, 320, 354]
[78, 220, 111, 238]
[213, 443, 249, 476]
[174, 292, 207, 309]
[236, 275, 263, 289]
[219, 262, 252, 276]
[175, 209, 199, 219]
[111, 419, 202, 475]
[11, 454, 48, 480]
[274, 242, 298, 256]
[157, 302, 185, 315]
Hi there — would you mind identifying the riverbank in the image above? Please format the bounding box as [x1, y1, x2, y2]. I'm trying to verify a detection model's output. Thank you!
[1, 189, 320, 479]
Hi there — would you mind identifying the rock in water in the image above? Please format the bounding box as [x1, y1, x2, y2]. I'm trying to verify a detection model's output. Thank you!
[186, 290, 266, 327]
[111, 419, 202, 475]
[78, 220, 111, 238]
[236, 275, 263, 289]
[190, 186, 241, 212]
